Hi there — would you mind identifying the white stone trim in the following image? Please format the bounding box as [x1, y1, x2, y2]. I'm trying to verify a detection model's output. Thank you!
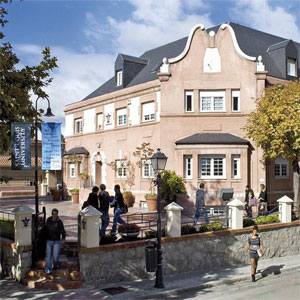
[220, 23, 256, 61]
[168, 24, 205, 64]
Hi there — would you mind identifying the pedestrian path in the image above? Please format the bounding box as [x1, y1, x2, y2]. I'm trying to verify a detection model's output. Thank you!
[1, 254, 299, 299]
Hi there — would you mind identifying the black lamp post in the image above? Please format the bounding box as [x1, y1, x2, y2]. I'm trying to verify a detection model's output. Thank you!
[34, 97, 54, 240]
[150, 148, 167, 288]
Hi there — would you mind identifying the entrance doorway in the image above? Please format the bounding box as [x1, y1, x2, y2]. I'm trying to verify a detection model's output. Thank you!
[95, 161, 102, 186]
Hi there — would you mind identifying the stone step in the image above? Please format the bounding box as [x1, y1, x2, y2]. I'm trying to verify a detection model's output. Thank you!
[35, 255, 79, 271]
[25, 268, 81, 281]
[23, 278, 82, 290]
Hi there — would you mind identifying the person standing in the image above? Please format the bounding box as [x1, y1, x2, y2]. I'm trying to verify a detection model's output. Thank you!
[258, 184, 267, 214]
[111, 184, 126, 234]
[193, 183, 209, 225]
[245, 224, 264, 282]
[44, 208, 66, 274]
[244, 185, 254, 218]
[98, 184, 110, 236]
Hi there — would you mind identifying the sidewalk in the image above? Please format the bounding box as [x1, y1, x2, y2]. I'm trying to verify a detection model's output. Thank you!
[1, 254, 300, 299]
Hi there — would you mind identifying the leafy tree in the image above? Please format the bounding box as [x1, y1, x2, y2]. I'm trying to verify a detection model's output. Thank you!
[244, 81, 300, 214]
[0, 0, 58, 153]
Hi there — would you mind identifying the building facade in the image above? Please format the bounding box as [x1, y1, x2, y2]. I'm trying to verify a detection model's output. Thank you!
[64, 22, 299, 206]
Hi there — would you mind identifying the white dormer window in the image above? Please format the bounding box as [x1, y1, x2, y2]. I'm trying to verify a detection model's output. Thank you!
[117, 108, 127, 126]
[116, 70, 123, 86]
[287, 58, 297, 77]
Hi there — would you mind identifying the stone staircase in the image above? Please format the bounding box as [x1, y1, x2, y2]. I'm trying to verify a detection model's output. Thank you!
[0, 186, 35, 198]
[23, 241, 82, 290]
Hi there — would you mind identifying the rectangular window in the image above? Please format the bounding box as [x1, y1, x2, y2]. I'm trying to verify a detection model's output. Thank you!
[184, 155, 193, 179]
[232, 90, 240, 112]
[75, 118, 82, 134]
[274, 157, 289, 177]
[185, 91, 193, 112]
[287, 57, 297, 77]
[142, 102, 155, 122]
[116, 70, 123, 86]
[142, 160, 154, 178]
[117, 108, 127, 126]
[232, 155, 240, 178]
[97, 113, 103, 130]
[116, 160, 126, 178]
[198, 155, 226, 179]
[200, 91, 225, 112]
[70, 163, 76, 178]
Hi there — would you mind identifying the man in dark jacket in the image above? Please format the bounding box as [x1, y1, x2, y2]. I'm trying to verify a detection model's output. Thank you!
[193, 183, 209, 224]
[45, 208, 66, 274]
[99, 184, 110, 236]
[111, 184, 126, 234]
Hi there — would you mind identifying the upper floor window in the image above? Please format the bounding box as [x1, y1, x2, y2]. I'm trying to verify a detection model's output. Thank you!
[69, 163, 76, 178]
[117, 108, 127, 126]
[142, 102, 155, 122]
[232, 90, 240, 112]
[184, 155, 193, 179]
[185, 91, 193, 112]
[142, 160, 154, 178]
[116, 160, 126, 178]
[274, 157, 289, 177]
[198, 155, 226, 179]
[116, 70, 123, 86]
[231, 155, 240, 178]
[200, 91, 225, 112]
[75, 118, 82, 134]
[287, 57, 297, 77]
[97, 113, 103, 130]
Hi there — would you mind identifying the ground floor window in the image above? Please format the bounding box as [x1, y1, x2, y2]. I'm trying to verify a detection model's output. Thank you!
[116, 160, 127, 178]
[69, 163, 76, 178]
[198, 155, 226, 179]
[184, 155, 193, 179]
[142, 160, 154, 178]
[232, 155, 240, 178]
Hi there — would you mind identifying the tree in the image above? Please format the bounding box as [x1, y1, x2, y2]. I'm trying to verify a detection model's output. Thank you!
[0, 0, 58, 153]
[244, 81, 300, 214]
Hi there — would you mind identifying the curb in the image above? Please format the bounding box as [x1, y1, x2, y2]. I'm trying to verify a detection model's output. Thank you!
[134, 265, 300, 299]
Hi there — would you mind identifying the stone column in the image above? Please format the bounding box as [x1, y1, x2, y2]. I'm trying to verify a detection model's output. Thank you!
[79, 206, 102, 248]
[227, 199, 244, 229]
[12, 204, 34, 246]
[277, 195, 293, 223]
[164, 202, 183, 237]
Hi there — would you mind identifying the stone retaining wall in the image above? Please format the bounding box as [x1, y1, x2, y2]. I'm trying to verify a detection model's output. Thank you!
[79, 221, 300, 287]
[0, 237, 32, 281]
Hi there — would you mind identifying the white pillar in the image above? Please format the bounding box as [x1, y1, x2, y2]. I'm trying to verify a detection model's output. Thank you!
[164, 202, 183, 237]
[41, 183, 48, 196]
[79, 206, 102, 248]
[12, 205, 34, 246]
[227, 199, 244, 229]
[277, 195, 293, 223]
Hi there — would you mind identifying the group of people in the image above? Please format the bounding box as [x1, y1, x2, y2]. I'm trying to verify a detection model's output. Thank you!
[245, 184, 268, 218]
[82, 184, 127, 235]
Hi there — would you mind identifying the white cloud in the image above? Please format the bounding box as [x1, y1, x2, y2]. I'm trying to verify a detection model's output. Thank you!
[232, 0, 300, 41]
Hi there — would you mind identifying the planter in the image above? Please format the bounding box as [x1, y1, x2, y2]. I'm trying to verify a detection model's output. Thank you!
[123, 192, 135, 207]
[51, 190, 62, 201]
[70, 191, 79, 204]
[120, 231, 139, 238]
[145, 196, 157, 211]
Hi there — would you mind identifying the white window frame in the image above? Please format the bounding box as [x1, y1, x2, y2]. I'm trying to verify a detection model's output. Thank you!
[199, 91, 226, 112]
[274, 157, 289, 177]
[231, 155, 241, 179]
[97, 113, 103, 130]
[231, 90, 240, 112]
[116, 160, 126, 178]
[185, 91, 194, 112]
[75, 118, 82, 134]
[116, 70, 123, 86]
[142, 102, 155, 122]
[184, 155, 193, 179]
[287, 57, 297, 77]
[198, 155, 226, 179]
[117, 108, 127, 126]
[70, 163, 76, 178]
[142, 159, 154, 178]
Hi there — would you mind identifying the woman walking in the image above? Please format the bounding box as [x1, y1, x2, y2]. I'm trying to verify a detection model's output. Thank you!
[245, 224, 264, 282]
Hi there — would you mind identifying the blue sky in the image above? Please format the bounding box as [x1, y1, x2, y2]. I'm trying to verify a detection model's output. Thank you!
[2, 0, 300, 132]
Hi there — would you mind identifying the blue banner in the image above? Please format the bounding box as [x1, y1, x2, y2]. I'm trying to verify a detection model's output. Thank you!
[42, 123, 62, 170]
[11, 123, 32, 170]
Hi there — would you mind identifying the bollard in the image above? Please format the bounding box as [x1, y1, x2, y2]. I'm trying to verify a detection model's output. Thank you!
[164, 202, 183, 237]
[227, 199, 244, 229]
[277, 195, 293, 223]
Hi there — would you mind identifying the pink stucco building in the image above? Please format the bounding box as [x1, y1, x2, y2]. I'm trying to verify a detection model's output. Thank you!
[63, 22, 298, 207]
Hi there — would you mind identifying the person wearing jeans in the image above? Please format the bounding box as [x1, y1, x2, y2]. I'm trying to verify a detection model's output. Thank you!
[111, 184, 126, 233]
[44, 208, 66, 274]
[99, 184, 110, 236]
[193, 183, 209, 225]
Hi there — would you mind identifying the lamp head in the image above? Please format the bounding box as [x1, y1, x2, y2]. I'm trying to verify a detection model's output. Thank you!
[44, 107, 55, 117]
[150, 148, 168, 172]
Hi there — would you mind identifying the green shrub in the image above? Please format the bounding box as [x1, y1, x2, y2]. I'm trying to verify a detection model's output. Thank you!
[69, 188, 79, 192]
[199, 223, 210, 233]
[144, 228, 166, 238]
[181, 224, 197, 235]
[160, 170, 186, 205]
[243, 218, 256, 227]
[0, 219, 14, 240]
[207, 221, 223, 231]
[123, 191, 133, 196]
[256, 214, 280, 224]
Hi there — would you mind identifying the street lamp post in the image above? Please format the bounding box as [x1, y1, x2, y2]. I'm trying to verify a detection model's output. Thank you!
[34, 97, 54, 241]
[150, 148, 168, 288]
